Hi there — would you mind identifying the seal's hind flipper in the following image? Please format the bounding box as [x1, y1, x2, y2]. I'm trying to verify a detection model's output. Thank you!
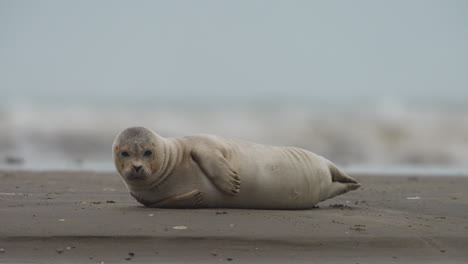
[191, 148, 241, 196]
[323, 161, 361, 200]
[328, 161, 359, 184]
[326, 182, 361, 200]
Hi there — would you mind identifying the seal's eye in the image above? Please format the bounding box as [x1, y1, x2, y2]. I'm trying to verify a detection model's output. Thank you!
[144, 150, 152, 157]
[121, 151, 130, 157]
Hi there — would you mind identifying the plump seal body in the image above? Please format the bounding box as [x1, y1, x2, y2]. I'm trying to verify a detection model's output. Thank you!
[113, 127, 361, 209]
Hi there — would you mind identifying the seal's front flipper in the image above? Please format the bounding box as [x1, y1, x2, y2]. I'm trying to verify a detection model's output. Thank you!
[191, 149, 241, 196]
[146, 189, 203, 208]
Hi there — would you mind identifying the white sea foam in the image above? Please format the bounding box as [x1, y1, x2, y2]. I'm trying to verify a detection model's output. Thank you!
[1, 102, 467, 174]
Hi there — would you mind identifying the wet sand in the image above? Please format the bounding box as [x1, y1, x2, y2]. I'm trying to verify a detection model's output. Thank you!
[0, 170, 467, 263]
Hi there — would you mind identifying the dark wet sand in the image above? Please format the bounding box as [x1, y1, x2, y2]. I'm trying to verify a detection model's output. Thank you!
[0, 170, 467, 263]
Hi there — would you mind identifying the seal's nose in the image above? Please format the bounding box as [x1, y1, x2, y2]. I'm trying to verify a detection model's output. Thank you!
[133, 165, 142, 172]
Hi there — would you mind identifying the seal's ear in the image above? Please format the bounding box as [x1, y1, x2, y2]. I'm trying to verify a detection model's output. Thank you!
[191, 148, 241, 196]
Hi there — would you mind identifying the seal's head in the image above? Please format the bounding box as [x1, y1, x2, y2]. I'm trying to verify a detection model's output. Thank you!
[112, 127, 165, 185]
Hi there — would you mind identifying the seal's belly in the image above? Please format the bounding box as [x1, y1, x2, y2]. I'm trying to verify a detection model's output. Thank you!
[204, 144, 332, 209]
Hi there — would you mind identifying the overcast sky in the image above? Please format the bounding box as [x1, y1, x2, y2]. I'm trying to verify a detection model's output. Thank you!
[1, 0, 467, 108]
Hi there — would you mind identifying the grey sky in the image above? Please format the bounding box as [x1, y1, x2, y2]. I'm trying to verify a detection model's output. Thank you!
[1, 0, 467, 108]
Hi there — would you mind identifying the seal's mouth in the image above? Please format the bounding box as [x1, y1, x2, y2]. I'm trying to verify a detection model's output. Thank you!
[126, 169, 150, 182]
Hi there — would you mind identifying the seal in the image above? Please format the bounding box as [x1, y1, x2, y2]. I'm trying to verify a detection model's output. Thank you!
[112, 127, 361, 209]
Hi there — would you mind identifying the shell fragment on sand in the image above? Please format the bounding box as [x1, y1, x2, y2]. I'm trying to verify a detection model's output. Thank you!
[172, 226, 188, 230]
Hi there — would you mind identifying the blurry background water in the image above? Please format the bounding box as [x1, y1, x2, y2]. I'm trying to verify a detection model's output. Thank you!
[1, 0, 467, 174]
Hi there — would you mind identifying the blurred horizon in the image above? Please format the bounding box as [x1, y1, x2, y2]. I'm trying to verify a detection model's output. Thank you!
[1, 0, 467, 172]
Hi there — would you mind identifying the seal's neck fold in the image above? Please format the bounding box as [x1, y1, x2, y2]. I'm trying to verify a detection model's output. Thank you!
[155, 138, 180, 180]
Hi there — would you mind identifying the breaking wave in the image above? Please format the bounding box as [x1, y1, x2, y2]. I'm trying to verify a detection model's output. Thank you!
[1, 102, 467, 174]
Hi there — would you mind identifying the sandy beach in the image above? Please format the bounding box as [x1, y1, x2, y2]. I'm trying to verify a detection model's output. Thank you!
[0, 170, 467, 263]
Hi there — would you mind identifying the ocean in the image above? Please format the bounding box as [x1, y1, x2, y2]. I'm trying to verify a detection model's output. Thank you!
[1, 100, 467, 175]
